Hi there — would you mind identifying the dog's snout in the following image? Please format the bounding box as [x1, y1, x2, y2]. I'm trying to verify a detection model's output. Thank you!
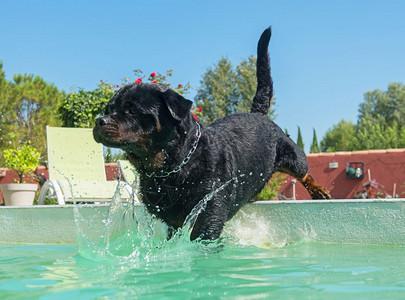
[96, 116, 109, 127]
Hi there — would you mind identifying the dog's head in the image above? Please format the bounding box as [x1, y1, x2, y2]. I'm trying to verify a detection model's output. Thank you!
[93, 83, 193, 160]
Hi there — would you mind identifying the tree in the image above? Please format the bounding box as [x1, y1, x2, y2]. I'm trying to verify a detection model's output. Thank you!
[0, 63, 65, 161]
[195, 58, 237, 124]
[351, 115, 405, 150]
[195, 57, 275, 125]
[104, 148, 127, 163]
[320, 82, 405, 152]
[235, 56, 260, 113]
[310, 128, 320, 153]
[0, 62, 12, 150]
[296, 126, 304, 151]
[320, 119, 356, 152]
[359, 82, 405, 128]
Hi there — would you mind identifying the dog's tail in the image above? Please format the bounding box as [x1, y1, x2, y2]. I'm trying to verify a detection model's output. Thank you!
[250, 27, 273, 114]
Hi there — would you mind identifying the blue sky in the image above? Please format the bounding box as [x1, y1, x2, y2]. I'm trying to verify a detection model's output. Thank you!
[1, 0, 405, 153]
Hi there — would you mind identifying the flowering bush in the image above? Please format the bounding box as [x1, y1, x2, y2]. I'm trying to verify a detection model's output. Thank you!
[59, 69, 192, 128]
[131, 69, 190, 95]
[59, 81, 115, 127]
[191, 106, 203, 121]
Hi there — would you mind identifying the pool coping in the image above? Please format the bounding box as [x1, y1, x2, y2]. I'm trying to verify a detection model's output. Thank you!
[1, 198, 404, 209]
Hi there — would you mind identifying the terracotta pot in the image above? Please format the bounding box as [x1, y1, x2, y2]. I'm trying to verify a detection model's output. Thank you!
[1, 183, 38, 206]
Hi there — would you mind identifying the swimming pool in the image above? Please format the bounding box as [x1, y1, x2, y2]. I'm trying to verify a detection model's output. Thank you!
[1, 242, 405, 299]
[1, 200, 405, 299]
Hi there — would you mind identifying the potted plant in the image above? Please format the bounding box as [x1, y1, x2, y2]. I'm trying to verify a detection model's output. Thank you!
[1, 144, 41, 206]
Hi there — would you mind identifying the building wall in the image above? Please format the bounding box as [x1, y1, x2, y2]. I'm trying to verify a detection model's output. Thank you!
[280, 149, 405, 200]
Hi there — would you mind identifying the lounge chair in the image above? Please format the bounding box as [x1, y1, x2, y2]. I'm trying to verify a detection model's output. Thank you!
[118, 159, 139, 194]
[118, 160, 138, 185]
[38, 126, 139, 205]
[118, 159, 140, 201]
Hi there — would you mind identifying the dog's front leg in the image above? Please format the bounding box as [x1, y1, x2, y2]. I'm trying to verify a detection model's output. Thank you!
[189, 200, 229, 241]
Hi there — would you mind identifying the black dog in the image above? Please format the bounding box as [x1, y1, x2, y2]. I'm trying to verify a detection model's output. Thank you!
[93, 27, 331, 241]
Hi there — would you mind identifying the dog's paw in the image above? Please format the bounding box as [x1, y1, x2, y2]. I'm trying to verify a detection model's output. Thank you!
[299, 173, 332, 200]
[309, 187, 332, 200]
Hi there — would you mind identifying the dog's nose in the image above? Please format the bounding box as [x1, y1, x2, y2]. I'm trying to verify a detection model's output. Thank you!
[95, 116, 109, 127]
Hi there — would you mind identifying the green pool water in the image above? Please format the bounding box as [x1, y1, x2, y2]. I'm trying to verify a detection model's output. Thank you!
[1, 241, 405, 299]
[2, 193, 405, 299]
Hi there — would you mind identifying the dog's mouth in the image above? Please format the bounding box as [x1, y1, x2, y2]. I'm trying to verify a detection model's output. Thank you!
[93, 119, 150, 154]
[93, 121, 125, 148]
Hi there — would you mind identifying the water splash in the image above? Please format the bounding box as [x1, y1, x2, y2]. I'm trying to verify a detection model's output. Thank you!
[179, 179, 234, 239]
[73, 179, 234, 265]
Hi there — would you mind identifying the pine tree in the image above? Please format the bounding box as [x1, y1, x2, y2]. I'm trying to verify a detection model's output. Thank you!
[297, 126, 304, 152]
[0, 64, 65, 160]
[310, 128, 320, 153]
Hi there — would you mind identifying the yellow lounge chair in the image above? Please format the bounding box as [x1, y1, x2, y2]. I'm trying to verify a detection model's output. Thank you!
[38, 126, 138, 204]
[118, 159, 140, 201]
[118, 160, 138, 186]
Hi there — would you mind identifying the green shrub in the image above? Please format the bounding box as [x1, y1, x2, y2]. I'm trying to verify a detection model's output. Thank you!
[59, 81, 115, 128]
[4, 144, 40, 183]
[59, 70, 190, 129]
[254, 172, 286, 201]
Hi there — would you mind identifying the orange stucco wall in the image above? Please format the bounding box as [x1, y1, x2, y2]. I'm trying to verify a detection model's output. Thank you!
[280, 149, 405, 199]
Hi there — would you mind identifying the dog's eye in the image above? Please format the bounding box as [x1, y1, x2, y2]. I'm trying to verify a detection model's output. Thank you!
[105, 103, 116, 115]
[123, 103, 138, 114]
[139, 114, 157, 132]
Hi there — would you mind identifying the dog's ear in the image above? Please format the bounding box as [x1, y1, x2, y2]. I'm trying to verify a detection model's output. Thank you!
[162, 89, 193, 121]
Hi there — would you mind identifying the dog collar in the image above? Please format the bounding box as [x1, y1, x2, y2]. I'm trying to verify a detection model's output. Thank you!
[146, 122, 201, 178]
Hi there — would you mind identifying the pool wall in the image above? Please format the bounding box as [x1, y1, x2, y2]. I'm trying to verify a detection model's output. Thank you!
[1, 199, 404, 245]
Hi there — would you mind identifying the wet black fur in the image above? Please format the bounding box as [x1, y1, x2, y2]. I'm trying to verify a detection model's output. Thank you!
[94, 28, 311, 240]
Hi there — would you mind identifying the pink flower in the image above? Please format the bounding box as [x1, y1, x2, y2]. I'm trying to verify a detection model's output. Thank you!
[152, 80, 157, 84]
[150, 72, 156, 77]
[193, 114, 199, 121]
[198, 107, 203, 112]
[116, 85, 120, 88]
[135, 78, 142, 84]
